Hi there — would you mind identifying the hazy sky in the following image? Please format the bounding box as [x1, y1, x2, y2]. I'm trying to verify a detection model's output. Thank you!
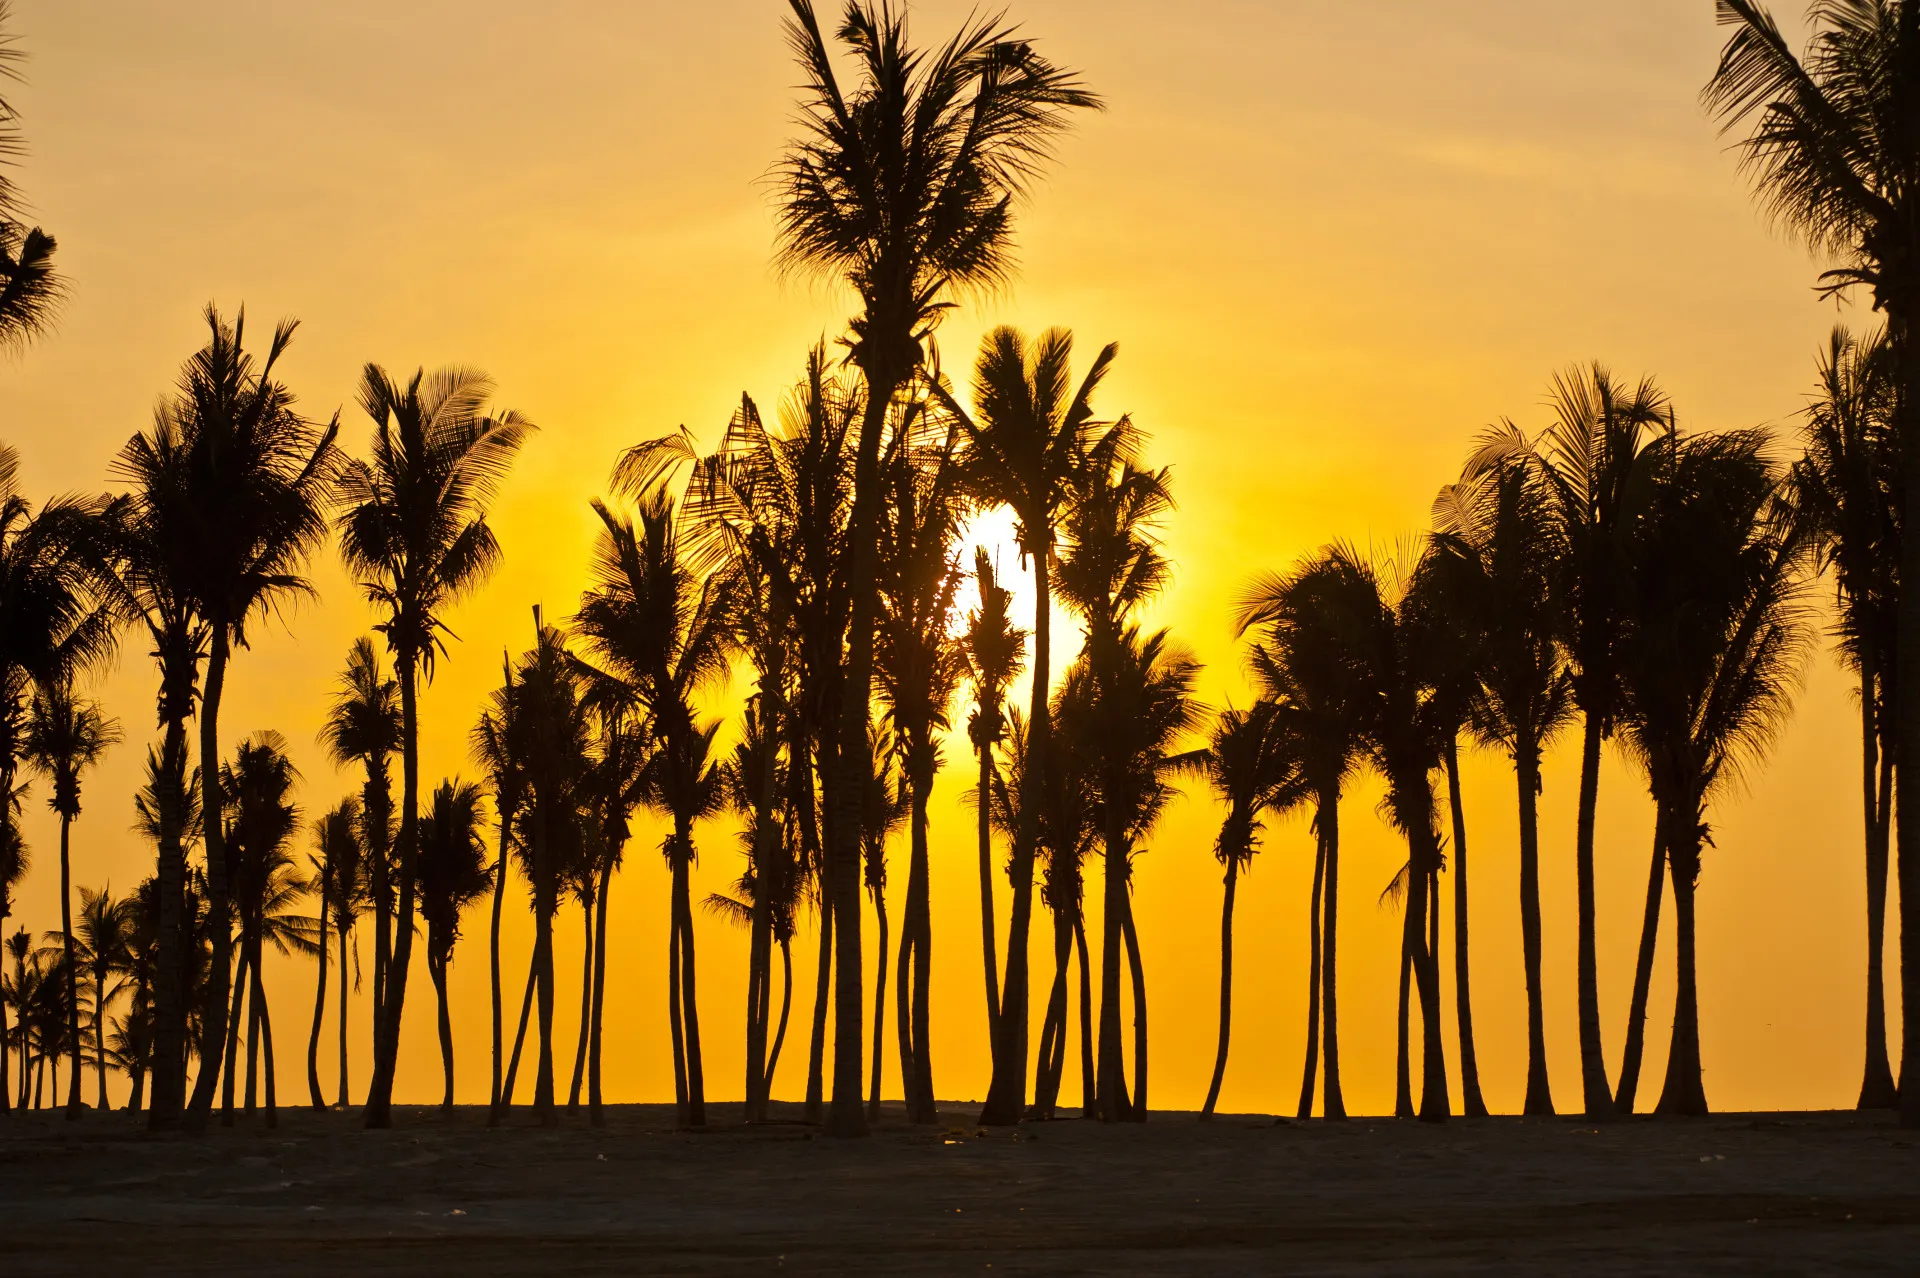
[0, 1, 1880, 1116]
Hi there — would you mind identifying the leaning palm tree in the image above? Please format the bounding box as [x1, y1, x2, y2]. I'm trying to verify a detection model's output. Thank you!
[1703, 0, 1920, 1127]
[158, 309, 337, 1130]
[69, 885, 132, 1112]
[1172, 702, 1306, 1119]
[417, 777, 493, 1112]
[951, 326, 1122, 1125]
[23, 680, 118, 1115]
[1614, 429, 1811, 1114]
[337, 363, 532, 1128]
[1789, 326, 1901, 1108]
[776, 1, 1100, 1135]
[304, 801, 359, 1111]
[960, 548, 1026, 1041]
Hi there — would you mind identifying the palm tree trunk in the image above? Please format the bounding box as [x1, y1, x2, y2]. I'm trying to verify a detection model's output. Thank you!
[128, 1057, 145, 1113]
[219, 945, 246, 1126]
[1031, 908, 1070, 1118]
[0, 929, 9, 1115]
[1444, 736, 1487, 1117]
[1897, 306, 1920, 1130]
[1394, 901, 1413, 1119]
[1122, 892, 1147, 1123]
[1200, 856, 1238, 1119]
[365, 647, 421, 1129]
[532, 826, 557, 1128]
[245, 939, 261, 1115]
[58, 811, 79, 1117]
[1516, 741, 1554, 1116]
[894, 894, 913, 1124]
[432, 951, 454, 1111]
[370, 785, 390, 1065]
[148, 712, 191, 1129]
[1654, 819, 1708, 1116]
[1297, 829, 1324, 1120]
[804, 873, 831, 1124]
[983, 555, 1049, 1127]
[500, 950, 536, 1110]
[1573, 710, 1613, 1118]
[307, 871, 329, 1111]
[976, 741, 1000, 1036]
[188, 626, 235, 1128]
[768, 936, 793, 1095]
[1320, 788, 1346, 1120]
[1860, 665, 1898, 1108]
[256, 959, 277, 1129]
[589, 856, 612, 1127]
[867, 878, 888, 1124]
[1073, 914, 1094, 1116]
[1410, 856, 1448, 1124]
[1097, 811, 1129, 1122]
[567, 896, 592, 1112]
[1614, 812, 1667, 1114]
[337, 923, 351, 1108]
[675, 845, 706, 1127]
[906, 770, 935, 1124]
[93, 962, 110, 1112]
[489, 801, 509, 1119]
[746, 861, 772, 1123]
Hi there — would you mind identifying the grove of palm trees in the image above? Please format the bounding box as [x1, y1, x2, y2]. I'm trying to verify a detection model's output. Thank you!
[4, 1, 1920, 1272]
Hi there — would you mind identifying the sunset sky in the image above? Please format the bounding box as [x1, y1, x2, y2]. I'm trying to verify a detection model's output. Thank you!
[0, 1, 1880, 1116]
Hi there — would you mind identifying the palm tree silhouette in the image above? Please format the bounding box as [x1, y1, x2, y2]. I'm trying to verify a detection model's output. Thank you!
[858, 724, 906, 1123]
[337, 364, 531, 1128]
[472, 658, 526, 1123]
[776, 1, 1099, 1136]
[1790, 326, 1901, 1109]
[960, 549, 1026, 1045]
[0, 2, 62, 355]
[1703, 0, 1920, 1128]
[417, 777, 493, 1112]
[24, 679, 118, 1116]
[579, 700, 645, 1126]
[1172, 701, 1306, 1120]
[951, 326, 1119, 1124]
[304, 801, 359, 1111]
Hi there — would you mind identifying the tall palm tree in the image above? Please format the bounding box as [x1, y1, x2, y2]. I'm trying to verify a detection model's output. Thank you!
[1431, 434, 1575, 1116]
[1615, 429, 1810, 1114]
[1703, 0, 1920, 1127]
[68, 885, 132, 1112]
[155, 310, 336, 1130]
[319, 638, 400, 1055]
[472, 658, 526, 1123]
[24, 679, 118, 1115]
[337, 363, 531, 1128]
[304, 801, 359, 1111]
[951, 326, 1120, 1124]
[1172, 702, 1306, 1119]
[960, 549, 1026, 1042]
[1789, 326, 1900, 1108]
[576, 491, 733, 1128]
[417, 777, 493, 1112]
[776, 2, 1099, 1135]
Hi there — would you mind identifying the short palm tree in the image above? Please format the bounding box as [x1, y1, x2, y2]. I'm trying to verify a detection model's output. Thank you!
[776, 2, 1099, 1136]
[960, 548, 1026, 1041]
[337, 363, 532, 1128]
[1172, 701, 1306, 1119]
[1703, 0, 1920, 1127]
[24, 680, 118, 1115]
[319, 638, 400, 1053]
[417, 777, 493, 1111]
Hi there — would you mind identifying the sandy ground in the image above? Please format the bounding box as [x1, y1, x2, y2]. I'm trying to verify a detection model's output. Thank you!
[2, 1102, 1916, 1275]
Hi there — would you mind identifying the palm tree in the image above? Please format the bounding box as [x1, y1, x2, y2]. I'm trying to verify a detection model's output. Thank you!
[0, 789, 21, 1112]
[776, 2, 1099, 1135]
[24, 679, 118, 1115]
[960, 549, 1026, 1043]
[337, 363, 531, 1128]
[1172, 702, 1306, 1119]
[0, 1, 62, 352]
[576, 491, 733, 1128]
[1789, 326, 1901, 1108]
[951, 326, 1121, 1124]
[417, 777, 493, 1112]
[70, 885, 132, 1112]
[1431, 434, 1576, 1116]
[1703, 0, 1920, 1127]
[1615, 429, 1810, 1114]
[304, 801, 359, 1111]
[858, 724, 906, 1123]
[579, 700, 645, 1126]
[472, 658, 527, 1122]
[319, 638, 400, 1060]
[148, 309, 336, 1130]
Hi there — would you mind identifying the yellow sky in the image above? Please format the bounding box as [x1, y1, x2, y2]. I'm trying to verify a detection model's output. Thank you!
[0, 1, 1882, 1116]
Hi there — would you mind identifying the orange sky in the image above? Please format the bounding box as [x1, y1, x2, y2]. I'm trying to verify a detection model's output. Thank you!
[0, 1, 1883, 1116]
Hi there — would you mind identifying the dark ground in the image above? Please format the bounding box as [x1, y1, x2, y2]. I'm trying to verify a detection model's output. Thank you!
[1, 1103, 1916, 1274]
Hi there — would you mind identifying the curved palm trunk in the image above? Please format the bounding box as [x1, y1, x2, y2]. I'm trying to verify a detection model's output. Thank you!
[500, 951, 537, 1109]
[768, 936, 793, 1094]
[256, 959, 277, 1129]
[219, 944, 247, 1126]
[669, 822, 706, 1127]
[1897, 309, 1920, 1131]
[1406, 852, 1448, 1123]
[307, 879, 329, 1111]
[977, 742, 1000, 1037]
[1394, 906, 1413, 1119]
[588, 857, 612, 1127]
[567, 896, 593, 1111]
[58, 811, 79, 1117]
[1297, 830, 1324, 1120]
[1096, 810, 1130, 1122]
[337, 924, 351, 1108]
[1515, 742, 1553, 1116]
[1073, 915, 1094, 1115]
[804, 885, 831, 1124]
[187, 628, 235, 1129]
[1614, 813, 1667, 1114]
[364, 649, 421, 1129]
[1654, 814, 1708, 1116]
[1320, 789, 1346, 1120]
[1444, 737, 1487, 1117]
[148, 712, 192, 1129]
[431, 951, 454, 1111]
[1572, 711, 1613, 1118]
[532, 817, 558, 1127]
[1031, 906, 1071, 1118]
[1122, 892, 1147, 1122]
[489, 806, 509, 1121]
[867, 878, 888, 1124]
[905, 774, 935, 1124]
[1859, 667, 1897, 1109]
[1200, 856, 1238, 1119]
